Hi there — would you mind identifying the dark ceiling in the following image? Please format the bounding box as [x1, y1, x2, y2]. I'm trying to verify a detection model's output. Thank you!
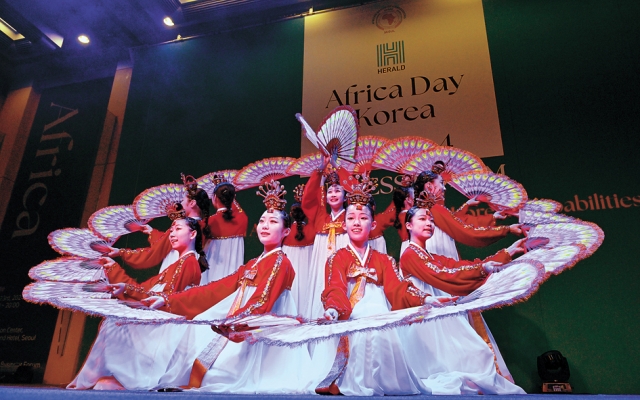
[0, 0, 378, 92]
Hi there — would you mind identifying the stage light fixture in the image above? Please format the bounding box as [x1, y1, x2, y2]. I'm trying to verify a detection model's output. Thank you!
[163, 17, 175, 27]
[537, 350, 572, 393]
[77, 35, 90, 44]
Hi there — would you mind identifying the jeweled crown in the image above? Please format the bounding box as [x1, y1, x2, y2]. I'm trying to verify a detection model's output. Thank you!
[211, 172, 230, 189]
[400, 174, 415, 188]
[431, 161, 446, 175]
[293, 184, 305, 203]
[346, 173, 377, 207]
[257, 180, 287, 212]
[414, 190, 438, 209]
[165, 202, 186, 221]
[181, 173, 198, 199]
[325, 169, 340, 186]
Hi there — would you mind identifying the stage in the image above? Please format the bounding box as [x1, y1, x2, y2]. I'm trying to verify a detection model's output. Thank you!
[1, 386, 639, 400]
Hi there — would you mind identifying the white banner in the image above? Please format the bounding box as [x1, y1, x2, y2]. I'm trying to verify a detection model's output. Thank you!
[302, 0, 503, 158]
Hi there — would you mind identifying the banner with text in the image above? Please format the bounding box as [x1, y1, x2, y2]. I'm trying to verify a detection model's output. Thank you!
[302, 0, 502, 157]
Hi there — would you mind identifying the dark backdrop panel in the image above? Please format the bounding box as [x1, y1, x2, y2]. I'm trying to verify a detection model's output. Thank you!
[0, 77, 113, 383]
[477, 0, 640, 394]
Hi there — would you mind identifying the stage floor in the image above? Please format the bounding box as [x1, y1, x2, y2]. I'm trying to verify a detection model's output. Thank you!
[1, 385, 640, 400]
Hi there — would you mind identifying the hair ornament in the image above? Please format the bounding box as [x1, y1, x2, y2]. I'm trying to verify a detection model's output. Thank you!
[211, 172, 231, 191]
[431, 160, 446, 175]
[414, 190, 438, 209]
[400, 174, 415, 188]
[181, 173, 199, 199]
[257, 180, 287, 212]
[325, 169, 341, 187]
[165, 202, 186, 221]
[345, 172, 377, 208]
[293, 184, 305, 203]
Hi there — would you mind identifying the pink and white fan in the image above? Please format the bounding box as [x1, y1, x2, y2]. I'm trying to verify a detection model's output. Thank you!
[402, 146, 488, 178]
[228, 259, 545, 347]
[197, 170, 238, 197]
[286, 152, 324, 177]
[29, 257, 105, 283]
[526, 221, 604, 259]
[295, 106, 359, 165]
[522, 199, 564, 213]
[48, 228, 114, 259]
[517, 244, 585, 281]
[233, 157, 296, 190]
[449, 172, 527, 212]
[133, 183, 184, 220]
[337, 136, 388, 173]
[371, 136, 438, 173]
[519, 210, 575, 226]
[23, 281, 113, 303]
[88, 205, 150, 241]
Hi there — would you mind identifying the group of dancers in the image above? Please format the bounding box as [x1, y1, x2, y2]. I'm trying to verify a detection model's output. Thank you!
[65, 153, 534, 395]
[24, 107, 603, 395]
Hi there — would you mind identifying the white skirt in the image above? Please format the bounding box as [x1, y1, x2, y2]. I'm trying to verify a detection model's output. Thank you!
[368, 236, 387, 254]
[302, 232, 349, 319]
[200, 237, 244, 285]
[282, 244, 313, 318]
[402, 278, 525, 395]
[424, 225, 514, 382]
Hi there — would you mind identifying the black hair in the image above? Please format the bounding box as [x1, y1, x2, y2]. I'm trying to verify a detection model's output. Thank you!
[290, 202, 307, 241]
[186, 188, 212, 239]
[345, 199, 376, 218]
[392, 186, 412, 229]
[185, 217, 209, 273]
[412, 170, 439, 196]
[214, 183, 236, 222]
[404, 206, 420, 239]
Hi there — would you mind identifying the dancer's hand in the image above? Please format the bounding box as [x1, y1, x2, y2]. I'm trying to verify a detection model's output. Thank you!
[124, 221, 153, 234]
[93, 244, 119, 257]
[98, 257, 117, 270]
[107, 283, 125, 296]
[423, 296, 459, 307]
[507, 238, 527, 256]
[483, 261, 506, 274]
[211, 324, 251, 343]
[493, 211, 506, 220]
[465, 197, 480, 207]
[324, 308, 339, 321]
[509, 224, 525, 236]
[142, 296, 165, 309]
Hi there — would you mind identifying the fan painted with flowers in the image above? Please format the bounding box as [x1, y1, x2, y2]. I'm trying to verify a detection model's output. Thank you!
[133, 183, 184, 220]
[48, 228, 114, 259]
[233, 157, 296, 190]
[371, 136, 438, 173]
[88, 205, 149, 242]
[197, 170, 238, 197]
[286, 152, 324, 177]
[449, 172, 527, 211]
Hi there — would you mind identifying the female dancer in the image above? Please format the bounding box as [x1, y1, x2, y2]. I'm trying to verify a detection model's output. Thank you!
[318, 175, 453, 396]
[67, 205, 207, 390]
[396, 191, 526, 394]
[413, 163, 524, 382]
[144, 180, 319, 393]
[282, 184, 316, 315]
[391, 175, 415, 255]
[200, 175, 248, 284]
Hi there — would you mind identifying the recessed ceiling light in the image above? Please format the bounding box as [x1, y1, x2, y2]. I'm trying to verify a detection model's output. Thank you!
[77, 35, 90, 44]
[163, 17, 174, 27]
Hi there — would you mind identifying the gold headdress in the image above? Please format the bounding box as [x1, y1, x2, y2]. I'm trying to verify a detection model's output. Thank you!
[257, 180, 287, 212]
[345, 172, 377, 209]
[211, 172, 231, 191]
[165, 202, 186, 221]
[414, 190, 438, 209]
[431, 161, 446, 175]
[325, 169, 341, 187]
[181, 173, 198, 199]
[293, 184, 305, 203]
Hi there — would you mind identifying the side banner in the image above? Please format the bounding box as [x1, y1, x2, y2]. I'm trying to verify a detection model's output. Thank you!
[0, 78, 113, 383]
[302, 0, 502, 157]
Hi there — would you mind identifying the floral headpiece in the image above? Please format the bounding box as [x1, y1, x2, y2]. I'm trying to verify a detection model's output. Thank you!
[293, 184, 305, 203]
[257, 180, 287, 212]
[181, 173, 199, 199]
[325, 169, 341, 187]
[346, 172, 377, 209]
[400, 174, 415, 188]
[414, 190, 438, 209]
[165, 202, 186, 221]
[211, 172, 232, 192]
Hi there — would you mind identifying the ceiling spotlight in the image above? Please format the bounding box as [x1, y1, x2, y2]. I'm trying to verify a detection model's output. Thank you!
[77, 35, 90, 44]
[163, 17, 174, 27]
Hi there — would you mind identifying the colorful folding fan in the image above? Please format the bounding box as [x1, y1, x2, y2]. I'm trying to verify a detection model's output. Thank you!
[401, 146, 488, 179]
[371, 136, 438, 173]
[28, 257, 105, 283]
[448, 172, 527, 211]
[133, 183, 184, 220]
[197, 170, 238, 197]
[286, 152, 324, 177]
[295, 106, 359, 164]
[88, 205, 149, 241]
[48, 228, 115, 259]
[337, 136, 388, 173]
[233, 157, 296, 190]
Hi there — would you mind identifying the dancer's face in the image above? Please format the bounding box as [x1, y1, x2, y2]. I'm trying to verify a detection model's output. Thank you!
[326, 185, 345, 210]
[424, 175, 445, 199]
[181, 194, 197, 216]
[345, 205, 376, 244]
[406, 208, 435, 242]
[257, 210, 290, 248]
[169, 219, 196, 251]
